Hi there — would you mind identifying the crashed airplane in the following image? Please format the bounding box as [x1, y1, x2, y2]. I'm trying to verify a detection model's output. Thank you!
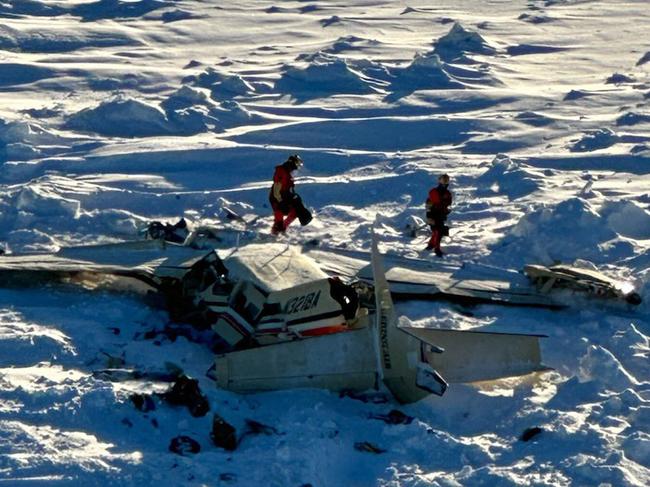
[0, 225, 638, 402]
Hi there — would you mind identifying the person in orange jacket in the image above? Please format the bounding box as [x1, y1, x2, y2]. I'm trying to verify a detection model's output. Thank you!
[269, 154, 304, 234]
[425, 173, 452, 257]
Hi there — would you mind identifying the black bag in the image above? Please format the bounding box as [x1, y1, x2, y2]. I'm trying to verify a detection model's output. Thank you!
[292, 194, 313, 226]
[441, 225, 449, 237]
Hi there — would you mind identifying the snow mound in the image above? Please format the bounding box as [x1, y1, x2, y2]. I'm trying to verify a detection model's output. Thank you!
[476, 154, 542, 199]
[184, 68, 255, 100]
[275, 52, 378, 97]
[0, 118, 65, 147]
[0, 314, 74, 366]
[0, 118, 75, 162]
[600, 200, 650, 239]
[616, 112, 650, 126]
[606, 72, 636, 85]
[211, 100, 254, 126]
[4, 228, 57, 253]
[65, 96, 172, 137]
[518, 13, 554, 24]
[320, 15, 342, 27]
[578, 345, 638, 391]
[631, 143, 650, 155]
[16, 184, 80, 219]
[0, 24, 136, 53]
[0, 63, 56, 87]
[161, 86, 210, 112]
[0, 0, 63, 17]
[611, 324, 650, 375]
[564, 89, 592, 101]
[570, 128, 618, 152]
[72, 0, 175, 22]
[87, 73, 145, 91]
[389, 52, 464, 93]
[212, 74, 256, 100]
[161, 9, 198, 23]
[515, 111, 554, 126]
[65, 91, 250, 137]
[623, 432, 650, 467]
[433, 22, 497, 61]
[0, 0, 174, 21]
[387, 48, 500, 98]
[637, 52, 650, 66]
[493, 198, 631, 264]
[160, 86, 219, 133]
[78, 208, 148, 236]
[324, 35, 380, 54]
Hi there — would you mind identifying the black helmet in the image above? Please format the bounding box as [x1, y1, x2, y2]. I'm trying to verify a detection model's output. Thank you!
[286, 154, 303, 170]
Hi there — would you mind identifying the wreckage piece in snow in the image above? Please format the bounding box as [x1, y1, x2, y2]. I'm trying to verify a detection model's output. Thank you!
[0, 240, 366, 347]
[524, 264, 642, 306]
[304, 247, 561, 309]
[213, 236, 550, 403]
[196, 243, 365, 347]
[0, 232, 549, 402]
[304, 247, 643, 309]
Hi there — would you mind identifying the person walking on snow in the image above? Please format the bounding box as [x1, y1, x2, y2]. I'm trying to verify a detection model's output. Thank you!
[269, 154, 309, 235]
[425, 173, 452, 257]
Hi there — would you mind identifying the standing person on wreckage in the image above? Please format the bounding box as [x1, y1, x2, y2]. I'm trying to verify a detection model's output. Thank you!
[424, 173, 453, 257]
[269, 154, 313, 235]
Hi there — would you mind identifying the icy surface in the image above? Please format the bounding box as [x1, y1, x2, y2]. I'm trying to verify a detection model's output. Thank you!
[0, 0, 649, 486]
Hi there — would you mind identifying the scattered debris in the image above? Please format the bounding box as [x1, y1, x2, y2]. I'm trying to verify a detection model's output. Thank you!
[162, 375, 210, 417]
[237, 419, 281, 446]
[369, 409, 414, 425]
[169, 435, 201, 456]
[143, 218, 189, 243]
[243, 419, 279, 436]
[130, 393, 156, 412]
[340, 390, 390, 404]
[354, 441, 386, 454]
[211, 413, 237, 451]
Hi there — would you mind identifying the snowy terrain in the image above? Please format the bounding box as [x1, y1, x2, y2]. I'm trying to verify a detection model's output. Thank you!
[0, 0, 649, 485]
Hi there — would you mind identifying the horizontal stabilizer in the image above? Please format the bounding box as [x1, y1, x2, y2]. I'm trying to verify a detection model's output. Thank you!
[400, 326, 549, 384]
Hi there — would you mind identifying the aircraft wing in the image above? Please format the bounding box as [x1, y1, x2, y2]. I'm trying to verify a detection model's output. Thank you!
[0, 240, 214, 286]
[305, 247, 559, 308]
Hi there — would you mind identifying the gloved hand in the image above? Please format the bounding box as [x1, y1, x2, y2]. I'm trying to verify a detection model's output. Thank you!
[278, 198, 290, 214]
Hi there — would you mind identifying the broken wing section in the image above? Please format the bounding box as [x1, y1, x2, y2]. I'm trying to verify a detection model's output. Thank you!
[0, 240, 215, 289]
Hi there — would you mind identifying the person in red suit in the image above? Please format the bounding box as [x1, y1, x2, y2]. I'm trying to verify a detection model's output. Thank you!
[425, 174, 452, 257]
[269, 154, 304, 234]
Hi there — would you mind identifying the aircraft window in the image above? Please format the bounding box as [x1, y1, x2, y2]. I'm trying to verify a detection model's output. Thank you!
[260, 302, 282, 317]
[231, 292, 246, 312]
[244, 303, 260, 322]
[329, 278, 359, 320]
